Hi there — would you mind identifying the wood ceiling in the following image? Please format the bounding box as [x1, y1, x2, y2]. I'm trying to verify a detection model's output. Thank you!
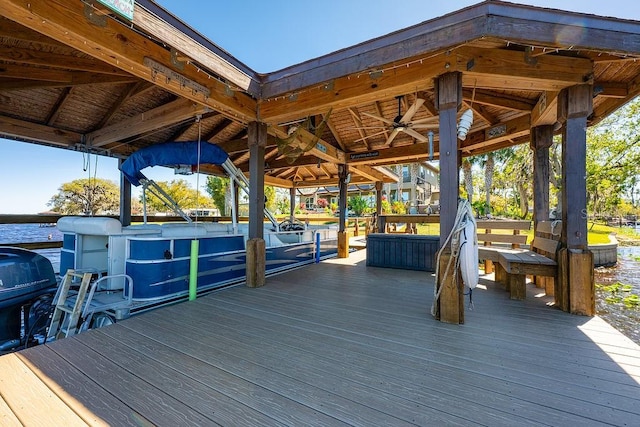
[2, 0, 640, 188]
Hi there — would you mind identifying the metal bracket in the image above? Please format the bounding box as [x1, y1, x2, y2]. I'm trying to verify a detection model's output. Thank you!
[84, 2, 107, 27]
[143, 57, 211, 98]
[524, 46, 538, 65]
[170, 48, 186, 71]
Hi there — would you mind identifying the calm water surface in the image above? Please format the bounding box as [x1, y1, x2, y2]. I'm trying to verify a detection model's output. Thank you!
[0, 223, 63, 271]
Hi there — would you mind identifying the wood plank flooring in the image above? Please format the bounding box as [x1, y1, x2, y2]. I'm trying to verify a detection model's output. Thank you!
[1, 249, 639, 426]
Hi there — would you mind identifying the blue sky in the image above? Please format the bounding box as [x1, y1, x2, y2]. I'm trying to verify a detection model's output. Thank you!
[2, 0, 639, 213]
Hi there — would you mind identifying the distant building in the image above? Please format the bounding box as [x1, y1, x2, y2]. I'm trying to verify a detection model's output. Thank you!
[302, 162, 439, 213]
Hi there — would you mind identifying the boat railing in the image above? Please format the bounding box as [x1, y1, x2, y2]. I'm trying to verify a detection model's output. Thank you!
[0, 214, 370, 250]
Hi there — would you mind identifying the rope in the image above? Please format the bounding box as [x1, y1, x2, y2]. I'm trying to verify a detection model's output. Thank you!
[430, 198, 474, 317]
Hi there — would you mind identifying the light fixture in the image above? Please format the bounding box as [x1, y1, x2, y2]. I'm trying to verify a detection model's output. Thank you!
[457, 80, 476, 141]
[345, 173, 351, 184]
[457, 109, 474, 140]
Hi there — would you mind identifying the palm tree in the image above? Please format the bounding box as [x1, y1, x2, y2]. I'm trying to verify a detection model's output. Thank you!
[462, 158, 473, 202]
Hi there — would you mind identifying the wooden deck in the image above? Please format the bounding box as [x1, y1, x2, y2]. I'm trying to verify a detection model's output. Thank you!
[1, 249, 640, 426]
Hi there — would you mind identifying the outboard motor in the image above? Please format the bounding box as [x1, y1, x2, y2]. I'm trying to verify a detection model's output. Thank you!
[0, 247, 58, 352]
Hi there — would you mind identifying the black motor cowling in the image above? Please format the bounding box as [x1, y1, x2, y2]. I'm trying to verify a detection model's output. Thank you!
[0, 247, 58, 350]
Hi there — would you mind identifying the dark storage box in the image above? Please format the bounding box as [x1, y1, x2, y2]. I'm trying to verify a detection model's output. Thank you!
[366, 234, 439, 271]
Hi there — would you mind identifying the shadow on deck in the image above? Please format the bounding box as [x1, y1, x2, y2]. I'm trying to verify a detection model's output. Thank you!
[1, 250, 639, 426]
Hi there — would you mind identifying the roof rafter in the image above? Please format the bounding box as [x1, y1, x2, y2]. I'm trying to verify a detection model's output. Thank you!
[86, 98, 209, 147]
[2, 0, 257, 122]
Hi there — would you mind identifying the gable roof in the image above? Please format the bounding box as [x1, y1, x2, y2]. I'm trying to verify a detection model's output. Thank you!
[2, 0, 640, 187]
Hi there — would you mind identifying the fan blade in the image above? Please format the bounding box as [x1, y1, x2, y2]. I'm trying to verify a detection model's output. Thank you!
[410, 116, 438, 125]
[400, 97, 425, 123]
[362, 111, 395, 126]
[385, 128, 401, 146]
[411, 123, 439, 130]
[349, 126, 389, 130]
[403, 127, 428, 142]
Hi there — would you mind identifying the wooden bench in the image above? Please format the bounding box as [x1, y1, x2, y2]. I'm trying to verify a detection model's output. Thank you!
[493, 221, 562, 300]
[476, 219, 531, 274]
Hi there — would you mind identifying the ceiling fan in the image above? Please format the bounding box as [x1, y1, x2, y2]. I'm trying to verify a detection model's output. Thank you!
[360, 95, 438, 145]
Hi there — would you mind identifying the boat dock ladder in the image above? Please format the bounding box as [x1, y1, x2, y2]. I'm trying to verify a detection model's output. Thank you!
[47, 269, 134, 341]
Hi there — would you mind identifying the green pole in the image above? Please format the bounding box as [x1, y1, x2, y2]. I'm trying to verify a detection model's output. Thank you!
[189, 239, 199, 301]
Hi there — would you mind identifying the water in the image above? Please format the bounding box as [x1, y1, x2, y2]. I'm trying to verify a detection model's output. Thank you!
[0, 224, 63, 272]
[593, 245, 640, 345]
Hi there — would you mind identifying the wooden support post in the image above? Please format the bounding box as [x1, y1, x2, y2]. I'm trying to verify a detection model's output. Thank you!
[531, 125, 553, 290]
[338, 164, 349, 258]
[556, 247, 569, 311]
[247, 122, 266, 286]
[338, 231, 349, 258]
[248, 122, 266, 239]
[435, 71, 462, 324]
[289, 187, 296, 221]
[118, 158, 132, 227]
[375, 181, 383, 233]
[558, 84, 594, 314]
[569, 249, 595, 315]
[437, 253, 464, 324]
[246, 238, 265, 288]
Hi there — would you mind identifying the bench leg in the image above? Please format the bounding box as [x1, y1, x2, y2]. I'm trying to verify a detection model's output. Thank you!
[508, 274, 526, 300]
[484, 259, 494, 274]
[495, 262, 507, 290]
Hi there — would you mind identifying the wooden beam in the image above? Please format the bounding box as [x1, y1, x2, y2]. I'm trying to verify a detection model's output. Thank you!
[259, 52, 447, 123]
[133, 4, 258, 95]
[262, 174, 294, 188]
[3, 0, 257, 122]
[44, 87, 72, 126]
[94, 81, 155, 129]
[324, 114, 347, 151]
[463, 88, 535, 111]
[531, 91, 560, 127]
[460, 114, 531, 154]
[351, 165, 398, 183]
[0, 116, 81, 147]
[86, 98, 209, 147]
[260, 47, 592, 124]
[0, 64, 136, 86]
[270, 126, 345, 165]
[593, 81, 628, 98]
[350, 165, 380, 182]
[0, 17, 67, 47]
[0, 46, 131, 76]
[348, 107, 370, 150]
[347, 142, 438, 166]
[460, 47, 593, 91]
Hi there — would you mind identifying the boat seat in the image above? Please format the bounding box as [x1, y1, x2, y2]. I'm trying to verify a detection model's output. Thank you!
[203, 223, 233, 234]
[57, 216, 122, 235]
[160, 223, 208, 238]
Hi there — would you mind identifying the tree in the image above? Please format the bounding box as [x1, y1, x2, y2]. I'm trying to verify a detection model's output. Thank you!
[142, 179, 212, 213]
[205, 176, 278, 216]
[462, 158, 473, 202]
[348, 195, 370, 216]
[265, 185, 277, 213]
[48, 178, 119, 215]
[205, 176, 230, 215]
[585, 97, 640, 216]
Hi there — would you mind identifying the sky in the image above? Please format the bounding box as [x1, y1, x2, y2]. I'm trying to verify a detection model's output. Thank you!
[2, 0, 640, 213]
